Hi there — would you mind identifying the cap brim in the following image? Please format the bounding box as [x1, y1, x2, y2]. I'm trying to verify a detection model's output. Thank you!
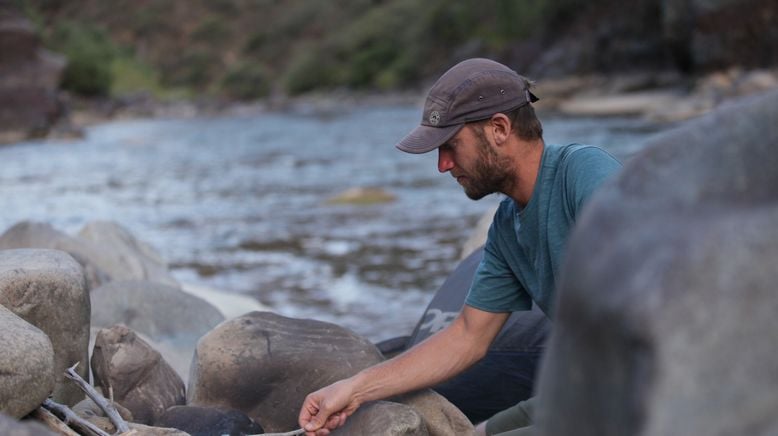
[395, 124, 463, 154]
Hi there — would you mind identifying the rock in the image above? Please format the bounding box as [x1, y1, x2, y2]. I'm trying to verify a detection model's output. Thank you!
[187, 311, 384, 432]
[90, 279, 224, 345]
[394, 390, 474, 436]
[180, 281, 269, 320]
[0, 3, 65, 144]
[86, 416, 191, 435]
[91, 325, 185, 425]
[77, 220, 179, 287]
[0, 304, 55, 418]
[326, 187, 396, 205]
[0, 221, 110, 290]
[73, 395, 133, 422]
[535, 90, 778, 436]
[336, 401, 428, 436]
[559, 90, 681, 117]
[155, 405, 264, 436]
[0, 412, 57, 436]
[0, 249, 89, 406]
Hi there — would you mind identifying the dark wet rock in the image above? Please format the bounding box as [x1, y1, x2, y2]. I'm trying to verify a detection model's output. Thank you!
[0, 2, 65, 144]
[0, 411, 57, 435]
[187, 311, 384, 432]
[535, 90, 778, 436]
[335, 401, 428, 436]
[0, 304, 54, 418]
[155, 405, 264, 436]
[0, 249, 89, 406]
[90, 279, 223, 345]
[91, 325, 185, 425]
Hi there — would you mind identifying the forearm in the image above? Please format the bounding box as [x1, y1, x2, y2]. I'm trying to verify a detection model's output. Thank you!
[347, 309, 509, 406]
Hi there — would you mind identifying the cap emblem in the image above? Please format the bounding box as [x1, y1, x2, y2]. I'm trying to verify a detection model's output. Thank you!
[429, 111, 441, 126]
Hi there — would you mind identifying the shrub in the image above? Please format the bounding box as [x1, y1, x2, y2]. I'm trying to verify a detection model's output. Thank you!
[49, 21, 117, 96]
[221, 61, 271, 100]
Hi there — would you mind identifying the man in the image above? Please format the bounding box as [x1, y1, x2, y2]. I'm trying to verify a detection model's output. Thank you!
[298, 58, 622, 436]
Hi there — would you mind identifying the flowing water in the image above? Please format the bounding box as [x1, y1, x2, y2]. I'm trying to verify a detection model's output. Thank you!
[0, 103, 664, 341]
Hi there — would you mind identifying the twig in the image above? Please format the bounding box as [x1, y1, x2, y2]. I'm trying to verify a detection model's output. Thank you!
[32, 406, 82, 436]
[64, 362, 130, 434]
[42, 398, 111, 436]
[239, 429, 306, 436]
[64, 362, 128, 432]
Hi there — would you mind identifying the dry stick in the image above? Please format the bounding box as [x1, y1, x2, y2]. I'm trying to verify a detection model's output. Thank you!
[241, 430, 306, 436]
[64, 362, 130, 434]
[32, 406, 82, 436]
[42, 398, 111, 436]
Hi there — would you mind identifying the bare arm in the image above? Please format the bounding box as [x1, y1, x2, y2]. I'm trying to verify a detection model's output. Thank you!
[299, 305, 510, 435]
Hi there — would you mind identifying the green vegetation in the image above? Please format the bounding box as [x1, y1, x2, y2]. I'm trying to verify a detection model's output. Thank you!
[48, 21, 116, 96]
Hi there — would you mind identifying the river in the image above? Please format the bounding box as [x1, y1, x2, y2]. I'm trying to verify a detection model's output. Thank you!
[0, 103, 664, 341]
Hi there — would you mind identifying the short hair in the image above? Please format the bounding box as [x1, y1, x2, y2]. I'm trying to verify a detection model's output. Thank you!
[471, 103, 543, 141]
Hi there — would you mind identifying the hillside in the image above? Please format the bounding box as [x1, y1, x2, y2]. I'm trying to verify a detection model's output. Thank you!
[19, 0, 778, 100]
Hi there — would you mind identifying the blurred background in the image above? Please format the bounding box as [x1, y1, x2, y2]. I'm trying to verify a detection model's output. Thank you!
[0, 0, 776, 340]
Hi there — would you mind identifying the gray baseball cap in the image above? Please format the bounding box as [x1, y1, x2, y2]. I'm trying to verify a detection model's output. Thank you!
[396, 58, 539, 154]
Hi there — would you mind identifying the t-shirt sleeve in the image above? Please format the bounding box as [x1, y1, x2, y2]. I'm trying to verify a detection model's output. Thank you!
[464, 203, 533, 313]
[564, 146, 622, 217]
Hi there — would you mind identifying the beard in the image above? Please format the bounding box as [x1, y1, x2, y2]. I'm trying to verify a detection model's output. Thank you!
[461, 134, 515, 200]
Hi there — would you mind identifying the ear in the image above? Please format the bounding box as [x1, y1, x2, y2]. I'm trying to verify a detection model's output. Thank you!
[488, 113, 512, 146]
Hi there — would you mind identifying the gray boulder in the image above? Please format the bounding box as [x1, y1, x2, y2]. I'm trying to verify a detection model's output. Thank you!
[0, 305, 55, 418]
[90, 279, 224, 345]
[0, 249, 89, 406]
[336, 401, 428, 436]
[91, 325, 186, 425]
[393, 390, 474, 436]
[0, 412, 57, 436]
[535, 91, 778, 436]
[0, 221, 110, 290]
[187, 311, 385, 432]
[77, 220, 179, 287]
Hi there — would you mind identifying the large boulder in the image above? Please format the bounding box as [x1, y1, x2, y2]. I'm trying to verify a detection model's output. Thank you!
[535, 91, 778, 435]
[91, 325, 186, 425]
[187, 311, 385, 432]
[393, 390, 474, 436]
[0, 305, 55, 418]
[0, 249, 89, 406]
[0, 2, 65, 144]
[91, 279, 224, 345]
[0, 221, 110, 290]
[77, 220, 179, 287]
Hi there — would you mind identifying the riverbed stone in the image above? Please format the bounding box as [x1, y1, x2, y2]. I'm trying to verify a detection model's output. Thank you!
[0, 249, 89, 406]
[0, 304, 55, 418]
[90, 279, 224, 345]
[0, 412, 58, 436]
[187, 311, 385, 432]
[336, 401, 428, 436]
[535, 90, 778, 436]
[77, 220, 179, 287]
[0, 221, 110, 290]
[155, 405, 264, 436]
[91, 325, 185, 425]
[393, 390, 474, 436]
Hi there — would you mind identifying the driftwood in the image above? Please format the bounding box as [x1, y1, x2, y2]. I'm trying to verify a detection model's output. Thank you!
[42, 399, 110, 436]
[32, 406, 82, 436]
[64, 363, 130, 434]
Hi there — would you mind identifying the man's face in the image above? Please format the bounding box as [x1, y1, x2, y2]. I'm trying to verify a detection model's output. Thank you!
[438, 124, 513, 200]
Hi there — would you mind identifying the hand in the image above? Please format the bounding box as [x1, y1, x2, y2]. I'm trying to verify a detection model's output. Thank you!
[299, 379, 361, 436]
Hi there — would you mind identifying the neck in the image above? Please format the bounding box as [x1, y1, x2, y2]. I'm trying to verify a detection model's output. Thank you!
[504, 139, 544, 207]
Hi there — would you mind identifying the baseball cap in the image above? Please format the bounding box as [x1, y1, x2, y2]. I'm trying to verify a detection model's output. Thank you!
[395, 58, 539, 154]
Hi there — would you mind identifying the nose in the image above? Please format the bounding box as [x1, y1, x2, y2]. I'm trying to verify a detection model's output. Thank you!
[438, 147, 454, 173]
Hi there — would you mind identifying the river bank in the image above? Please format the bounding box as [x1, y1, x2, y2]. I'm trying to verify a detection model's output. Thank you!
[39, 66, 775, 144]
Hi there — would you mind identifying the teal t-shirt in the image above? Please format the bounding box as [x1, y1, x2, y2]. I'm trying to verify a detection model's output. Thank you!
[465, 143, 621, 317]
